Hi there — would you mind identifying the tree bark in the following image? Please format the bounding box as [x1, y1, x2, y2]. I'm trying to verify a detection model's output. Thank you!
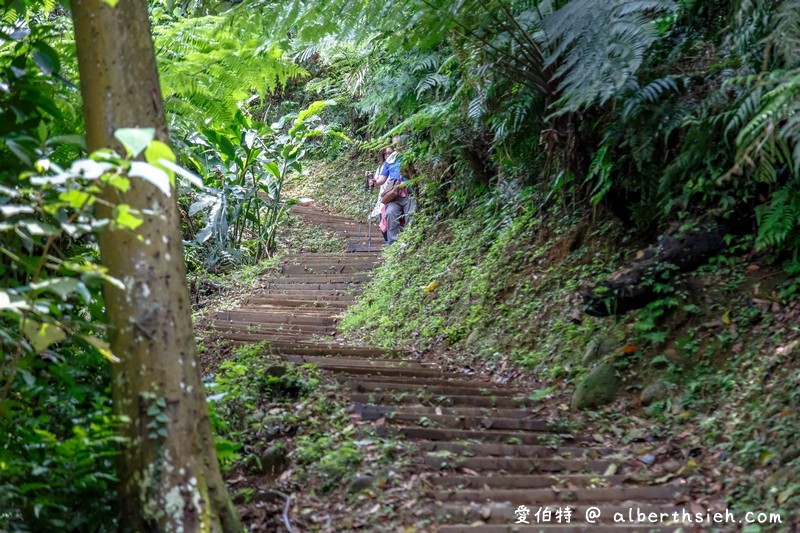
[69, 0, 241, 530]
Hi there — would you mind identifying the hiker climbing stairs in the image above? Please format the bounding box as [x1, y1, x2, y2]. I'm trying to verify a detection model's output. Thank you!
[214, 202, 690, 532]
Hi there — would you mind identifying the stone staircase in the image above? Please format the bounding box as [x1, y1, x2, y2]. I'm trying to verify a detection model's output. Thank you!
[213, 203, 690, 532]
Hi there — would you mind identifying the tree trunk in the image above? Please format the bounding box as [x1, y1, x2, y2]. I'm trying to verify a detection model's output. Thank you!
[582, 222, 729, 317]
[69, 0, 241, 530]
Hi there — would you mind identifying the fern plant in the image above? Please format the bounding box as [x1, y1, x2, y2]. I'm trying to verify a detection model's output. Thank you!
[153, 12, 305, 129]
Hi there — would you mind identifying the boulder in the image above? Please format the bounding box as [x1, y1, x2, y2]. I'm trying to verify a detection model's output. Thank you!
[571, 363, 619, 410]
[260, 444, 289, 481]
[640, 380, 670, 406]
[348, 474, 375, 493]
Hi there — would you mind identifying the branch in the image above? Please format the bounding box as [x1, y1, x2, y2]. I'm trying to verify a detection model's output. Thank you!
[263, 490, 294, 532]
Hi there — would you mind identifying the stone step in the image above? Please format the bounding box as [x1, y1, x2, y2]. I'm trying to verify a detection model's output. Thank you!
[282, 252, 382, 261]
[261, 274, 372, 283]
[247, 294, 356, 303]
[416, 441, 613, 459]
[262, 281, 365, 290]
[211, 322, 337, 336]
[341, 378, 529, 397]
[423, 455, 614, 474]
[215, 310, 339, 326]
[324, 365, 490, 380]
[262, 341, 407, 358]
[435, 485, 683, 504]
[280, 354, 428, 369]
[375, 426, 582, 445]
[353, 403, 542, 420]
[233, 306, 343, 316]
[429, 474, 627, 489]
[281, 263, 379, 275]
[436, 503, 690, 525]
[212, 318, 336, 331]
[241, 299, 351, 309]
[254, 290, 358, 298]
[349, 392, 533, 409]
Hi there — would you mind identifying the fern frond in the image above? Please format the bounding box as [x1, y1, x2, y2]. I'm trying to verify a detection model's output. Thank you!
[542, 0, 677, 115]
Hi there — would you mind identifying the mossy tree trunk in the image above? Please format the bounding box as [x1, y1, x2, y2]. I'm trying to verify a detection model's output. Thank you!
[69, 0, 241, 530]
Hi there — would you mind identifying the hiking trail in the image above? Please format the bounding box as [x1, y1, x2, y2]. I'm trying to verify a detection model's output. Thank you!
[213, 202, 691, 532]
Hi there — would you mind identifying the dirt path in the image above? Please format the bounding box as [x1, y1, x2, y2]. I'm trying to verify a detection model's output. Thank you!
[214, 203, 689, 532]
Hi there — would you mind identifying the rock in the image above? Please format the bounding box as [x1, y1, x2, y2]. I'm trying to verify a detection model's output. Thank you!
[348, 474, 375, 493]
[640, 380, 670, 406]
[582, 338, 614, 366]
[582, 340, 599, 366]
[638, 453, 656, 466]
[663, 347, 681, 364]
[244, 410, 266, 425]
[571, 364, 619, 410]
[465, 330, 480, 348]
[259, 445, 289, 480]
[266, 365, 287, 377]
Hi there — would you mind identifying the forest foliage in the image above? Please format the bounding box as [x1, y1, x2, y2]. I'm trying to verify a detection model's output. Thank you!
[2, 0, 800, 528]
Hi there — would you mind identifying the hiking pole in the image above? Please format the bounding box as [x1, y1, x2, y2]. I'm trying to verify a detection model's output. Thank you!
[367, 181, 375, 252]
[358, 172, 370, 240]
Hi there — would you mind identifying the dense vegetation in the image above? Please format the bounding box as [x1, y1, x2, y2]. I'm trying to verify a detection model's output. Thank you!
[2, 0, 799, 529]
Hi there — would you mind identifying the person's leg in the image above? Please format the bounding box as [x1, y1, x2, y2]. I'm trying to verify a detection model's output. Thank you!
[385, 201, 401, 244]
[379, 205, 388, 242]
[404, 196, 416, 228]
[385, 197, 408, 244]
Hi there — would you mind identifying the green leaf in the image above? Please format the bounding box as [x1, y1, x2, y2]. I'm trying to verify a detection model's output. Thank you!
[264, 161, 281, 181]
[529, 386, 556, 401]
[0, 205, 35, 216]
[70, 158, 114, 179]
[129, 162, 172, 197]
[102, 174, 131, 192]
[6, 140, 32, 166]
[157, 160, 204, 189]
[18, 220, 59, 236]
[114, 128, 155, 158]
[30, 278, 84, 300]
[47, 134, 86, 149]
[59, 189, 95, 209]
[79, 334, 120, 363]
[22, 320, 67, 353]
[114, 204, 143, 231]
[0, 289, 29, 311]
[32, 49, 56, 76]
[145, 140, 176, 181]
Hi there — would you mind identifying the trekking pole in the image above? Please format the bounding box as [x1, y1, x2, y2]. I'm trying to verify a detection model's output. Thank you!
[358, 173, 370, 240]
[367, 182, 375, 252]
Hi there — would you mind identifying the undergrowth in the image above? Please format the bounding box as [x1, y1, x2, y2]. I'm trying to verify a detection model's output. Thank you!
[341, 196, 631, 377]
[206, 342, 424, 531]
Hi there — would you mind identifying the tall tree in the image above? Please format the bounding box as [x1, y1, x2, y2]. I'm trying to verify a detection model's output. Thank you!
[69, 0, 241, 529]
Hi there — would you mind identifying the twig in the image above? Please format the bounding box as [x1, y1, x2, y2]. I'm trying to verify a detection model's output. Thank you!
[264, 489, 294, 532]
